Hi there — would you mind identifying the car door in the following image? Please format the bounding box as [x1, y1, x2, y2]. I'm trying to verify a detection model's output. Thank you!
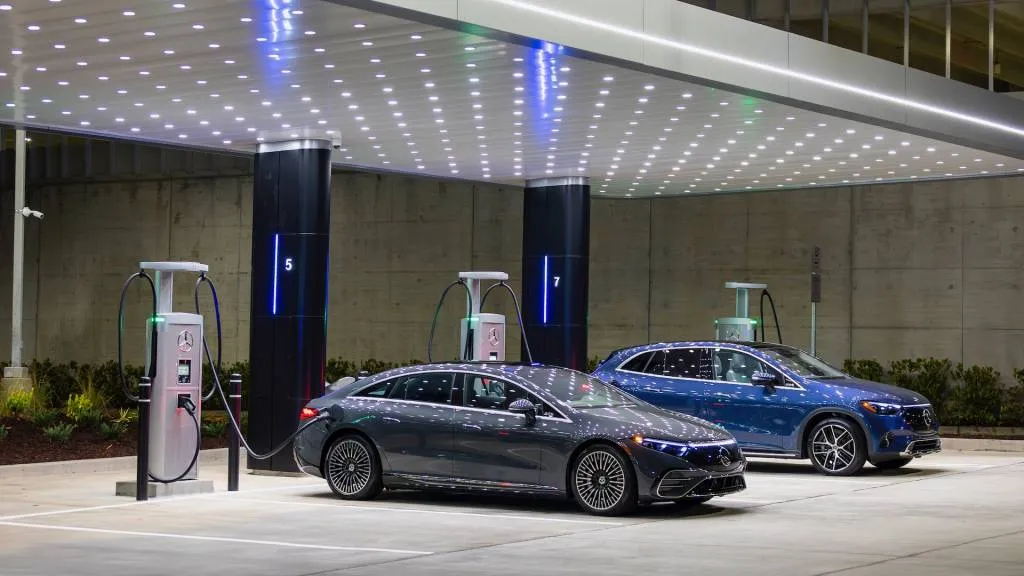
[351, 371, 456, 481]
[700, 348, 807, 453]
[452, 373, 546, 488]
[612, 348, 707, 416]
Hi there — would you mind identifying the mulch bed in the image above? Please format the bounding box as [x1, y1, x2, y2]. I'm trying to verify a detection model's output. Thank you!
[0, 418, 229, 466]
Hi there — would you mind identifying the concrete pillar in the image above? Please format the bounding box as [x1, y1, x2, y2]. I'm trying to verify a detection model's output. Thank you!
[247, 140, 332, 472]
[520, 177, 590, 370]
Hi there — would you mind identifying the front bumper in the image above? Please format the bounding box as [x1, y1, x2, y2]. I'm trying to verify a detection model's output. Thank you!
[899, 437, 942, 458]
[654, 469, 747, 499]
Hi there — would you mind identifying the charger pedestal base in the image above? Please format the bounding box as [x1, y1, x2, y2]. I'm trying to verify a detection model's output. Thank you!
[114, 479, 214, 498]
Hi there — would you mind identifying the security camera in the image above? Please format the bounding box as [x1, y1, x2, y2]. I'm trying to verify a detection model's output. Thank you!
[18, 207, 43, 220]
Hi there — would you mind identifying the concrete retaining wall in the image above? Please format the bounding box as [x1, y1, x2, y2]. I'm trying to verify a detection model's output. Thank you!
[2, 146, 1023, 378]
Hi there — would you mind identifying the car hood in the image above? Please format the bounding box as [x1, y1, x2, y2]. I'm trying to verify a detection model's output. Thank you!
[581, 403, 735, 444]
[809, 377, 931, 404]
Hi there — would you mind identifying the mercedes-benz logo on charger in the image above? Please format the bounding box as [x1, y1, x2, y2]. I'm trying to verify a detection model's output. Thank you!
[177, 330, 194, 352]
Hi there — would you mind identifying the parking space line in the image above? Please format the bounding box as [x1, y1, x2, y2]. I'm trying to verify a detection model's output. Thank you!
[0, 521, 433, 555]
[0, 482, 323, 522]
[230, 497, 624, 526]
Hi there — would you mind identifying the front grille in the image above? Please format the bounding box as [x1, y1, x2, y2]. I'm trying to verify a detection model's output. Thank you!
[689, 474, 747, 497]
[655, 471, 702, 499]
[907, 438, 941, 455]
[683, 441, 744, 470]
[903, 406, 938, 431]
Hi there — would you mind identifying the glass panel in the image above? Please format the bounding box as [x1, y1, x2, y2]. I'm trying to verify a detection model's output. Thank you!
[829, 0, 867, 52]
[868, 0, 907, 65]
[790, 0, 826, 41]
[909, 0, 951, 77]
[951, 0, 992, 89]
[994, 1, 1024, 92]
[752, 0, 790, 30]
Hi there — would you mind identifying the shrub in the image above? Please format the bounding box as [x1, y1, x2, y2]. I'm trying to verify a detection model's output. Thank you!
[842, 359, 885, 383]
[999, 371, 1024, 427]
[325, 358, 357, 383]
[586, 356, 601, 373]
[0, 424, 8, 442]
[4, 390, 33, 417]
[947, 364, 1002, 426]
[99, 421, 125, 441]
[65, 393, 103, 428]
[360, 358, 396, 374]
[201, 418, 227, 438]
[28, 407, 60, 429]
[42, 422, 76, 443]
[888, 358, 954, 418]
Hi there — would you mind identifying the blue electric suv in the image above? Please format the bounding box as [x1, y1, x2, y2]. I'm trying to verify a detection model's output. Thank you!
[593, 341, 941, 476]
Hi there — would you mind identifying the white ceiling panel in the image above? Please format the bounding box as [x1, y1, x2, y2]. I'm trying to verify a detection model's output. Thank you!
[1, 0, 1022, 196]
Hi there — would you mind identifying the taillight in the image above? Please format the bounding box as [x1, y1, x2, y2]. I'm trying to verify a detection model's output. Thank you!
[299, 407, 319, 421]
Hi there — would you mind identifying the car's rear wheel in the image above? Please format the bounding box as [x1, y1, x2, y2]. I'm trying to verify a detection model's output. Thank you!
[570, 444, 637, 516]
[874, 457, 913, 470]
[807, 418, 867, 476]
[324, 434, 382, 500]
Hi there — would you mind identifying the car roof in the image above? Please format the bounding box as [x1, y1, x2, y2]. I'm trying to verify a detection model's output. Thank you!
[607, 340, 795, 359]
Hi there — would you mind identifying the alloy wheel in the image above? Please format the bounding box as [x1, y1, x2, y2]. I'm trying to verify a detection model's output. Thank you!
[327, 438, 372, 496]
[573, 450, 627, 512]
[811, 423, 857, 473]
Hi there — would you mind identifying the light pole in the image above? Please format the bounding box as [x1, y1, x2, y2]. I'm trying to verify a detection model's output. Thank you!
[2, 129, 41, 393]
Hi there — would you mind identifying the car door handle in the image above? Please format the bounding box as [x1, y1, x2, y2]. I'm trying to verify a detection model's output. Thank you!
[461, 423, 481, 431]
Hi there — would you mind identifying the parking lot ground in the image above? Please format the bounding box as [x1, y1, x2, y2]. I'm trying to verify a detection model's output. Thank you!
[1, 451, 1022, 575]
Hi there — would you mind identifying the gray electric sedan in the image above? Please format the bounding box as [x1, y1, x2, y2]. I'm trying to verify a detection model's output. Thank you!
[294, 362, 747, 516]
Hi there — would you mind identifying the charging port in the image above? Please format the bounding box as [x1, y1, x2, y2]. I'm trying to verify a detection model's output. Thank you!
[177, 393, 195, 411]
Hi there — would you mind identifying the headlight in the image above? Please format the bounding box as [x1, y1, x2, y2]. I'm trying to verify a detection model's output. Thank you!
[631, 435, 695, 457]
[860, 400, 902, 416]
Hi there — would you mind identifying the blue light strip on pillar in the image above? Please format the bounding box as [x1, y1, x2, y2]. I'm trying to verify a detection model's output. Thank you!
[272, 233, 280, 315]
[542, 255, 549, 324]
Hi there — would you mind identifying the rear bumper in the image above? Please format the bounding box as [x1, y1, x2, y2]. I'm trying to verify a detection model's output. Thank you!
[293, 444, 323, 478]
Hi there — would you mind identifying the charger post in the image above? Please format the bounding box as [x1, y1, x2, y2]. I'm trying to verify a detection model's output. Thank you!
[459, 271, 507, 362]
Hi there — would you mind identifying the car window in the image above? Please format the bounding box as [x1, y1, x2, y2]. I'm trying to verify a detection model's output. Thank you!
[663, 348, 705, 379]
[710, 349, 783, 385]
[540, 369, 636, 409]
[644, 350, 666, 375]
[354, 378, 395, 398]
[392, 373, 454, 404]
[463, 374, 559, 416]
[620, 351, 653, 373]
[754, 346, 846, 378]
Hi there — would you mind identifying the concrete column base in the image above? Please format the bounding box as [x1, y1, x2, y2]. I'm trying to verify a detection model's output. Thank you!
[1, 366, 32, 398]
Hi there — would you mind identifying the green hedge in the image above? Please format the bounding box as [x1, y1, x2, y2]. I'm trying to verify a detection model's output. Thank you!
[14, 357, 425, 413]
[843, 358, 1024, 427]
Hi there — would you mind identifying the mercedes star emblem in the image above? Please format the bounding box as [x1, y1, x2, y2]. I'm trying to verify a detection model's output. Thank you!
[177, 330, 194, 353]
[717, 448, 732, 467]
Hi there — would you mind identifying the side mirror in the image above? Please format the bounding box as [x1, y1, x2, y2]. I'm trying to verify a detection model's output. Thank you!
[508, 398, 537, 425]
[752, 372, 779, 390]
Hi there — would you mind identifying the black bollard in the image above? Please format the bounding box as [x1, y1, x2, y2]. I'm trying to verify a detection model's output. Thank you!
[228, 373, 242, 492]
[136, 376, 151, 502]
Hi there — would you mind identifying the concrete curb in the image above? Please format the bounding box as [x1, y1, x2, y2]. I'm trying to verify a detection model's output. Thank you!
[941, 437, 1024, 453]
[0, 448, 244, 481]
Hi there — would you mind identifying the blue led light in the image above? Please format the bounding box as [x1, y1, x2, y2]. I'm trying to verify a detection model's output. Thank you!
[272, 233, 279, 315]
[542, 255, 549, 324]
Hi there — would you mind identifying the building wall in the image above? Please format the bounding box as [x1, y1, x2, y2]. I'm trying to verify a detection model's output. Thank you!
[2, 150, 1022, 379]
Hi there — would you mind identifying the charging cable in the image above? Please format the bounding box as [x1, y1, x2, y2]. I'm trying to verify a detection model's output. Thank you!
[148, 395, 201, 484]
[480, 280, 534, 364]
[194, 274, 331, 461]
[426, 280, 473, 363]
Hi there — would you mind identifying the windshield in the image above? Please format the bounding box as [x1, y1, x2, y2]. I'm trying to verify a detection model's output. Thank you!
[537, 368, 636, 409]
[756, 346, 846, 378]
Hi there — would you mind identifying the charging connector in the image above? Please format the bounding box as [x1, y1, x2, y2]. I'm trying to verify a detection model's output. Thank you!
[177, 394, 196, 412]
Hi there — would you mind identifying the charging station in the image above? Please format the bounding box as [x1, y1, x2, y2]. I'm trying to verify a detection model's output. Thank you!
[115, 261, 212, 497]
[715, 282, 766, 342]
[459, 271, 507, 362]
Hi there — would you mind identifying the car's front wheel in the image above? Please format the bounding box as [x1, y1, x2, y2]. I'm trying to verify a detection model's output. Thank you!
[570, 444, 637, 516]
[324, 434, 382, 500]
[807, 418, 867, 476]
